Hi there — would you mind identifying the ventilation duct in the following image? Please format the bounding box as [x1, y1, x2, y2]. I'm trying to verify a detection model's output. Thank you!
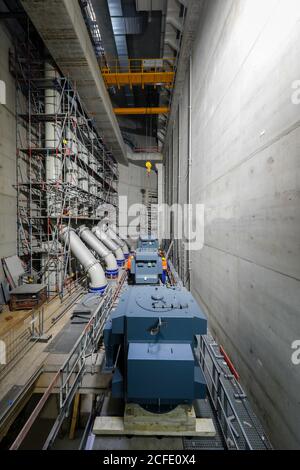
[135, 0, 166, 11]
[106, 0, 136, 106]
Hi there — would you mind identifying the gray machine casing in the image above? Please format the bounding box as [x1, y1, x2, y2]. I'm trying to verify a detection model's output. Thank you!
[130, 250, 163, 285]
[104, 285, 207, 407]
[137, 235, 159, 251]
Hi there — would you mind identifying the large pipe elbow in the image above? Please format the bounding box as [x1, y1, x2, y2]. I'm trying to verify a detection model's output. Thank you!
[103, 252, 119, 277]
[78, 226, 119, 279]
[107, 228, 129, 259]
[99, 222, 130, 259]
[60, 226, 107, 293]
[92, 226, 125, 267]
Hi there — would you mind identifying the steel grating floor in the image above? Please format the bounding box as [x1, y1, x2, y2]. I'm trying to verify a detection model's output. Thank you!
[198, 335, 272, 450]
[183, 399, 225, 450]
[44, 323, 84, 354]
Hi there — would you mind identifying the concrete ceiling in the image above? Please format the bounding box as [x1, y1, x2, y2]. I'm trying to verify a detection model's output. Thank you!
[21, 0, 128, 165]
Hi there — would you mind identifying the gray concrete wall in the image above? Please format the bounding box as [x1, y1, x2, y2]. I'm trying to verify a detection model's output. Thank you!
[165, 0, 300, 449]
[0, 23, 17, 286]
[118, 162, 158, 244]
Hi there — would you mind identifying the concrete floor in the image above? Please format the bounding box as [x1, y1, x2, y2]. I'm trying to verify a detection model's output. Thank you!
[92, 436, 184, 451]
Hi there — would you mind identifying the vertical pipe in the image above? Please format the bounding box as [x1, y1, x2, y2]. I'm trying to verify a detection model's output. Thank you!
[77, 134, 89, 216]
[187, 55, 192, 289]
[177, 105, 181, 279]
[66, 128, 79, 215]
[45, 63, 62, 216]
[44, 64, 63, 292]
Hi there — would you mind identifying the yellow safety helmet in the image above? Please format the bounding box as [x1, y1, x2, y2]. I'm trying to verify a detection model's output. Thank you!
[145, 161, 152, 173]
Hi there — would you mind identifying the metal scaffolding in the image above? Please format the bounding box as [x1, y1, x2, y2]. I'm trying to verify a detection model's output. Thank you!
[13, 42, 119, 295]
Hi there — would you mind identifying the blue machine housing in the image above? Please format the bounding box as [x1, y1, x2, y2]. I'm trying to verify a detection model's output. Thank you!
[130, 250, 163, 285]
[137, 235, 159, 251]
[104, 285, 207, 407]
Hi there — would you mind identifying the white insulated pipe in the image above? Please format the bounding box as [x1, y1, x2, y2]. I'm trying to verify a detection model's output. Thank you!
[45, 64, 61, 182]
[92, 225, 125, 267]
[98, 221, 130, 259]
[60, 226, 107, 293]
[45, 63, 62, 216]
[66, 129, 78, 187]
[107, 227, 130, 259]
[78, 226, 118, 278]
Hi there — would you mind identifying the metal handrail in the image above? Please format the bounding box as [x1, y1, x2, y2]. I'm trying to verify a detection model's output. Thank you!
[101, 57, 176, 75]
[59, 270, 127, 411]
[59, 286, 114, 409]
[42, 271, 127, 449]
[199, 335, 255, 450]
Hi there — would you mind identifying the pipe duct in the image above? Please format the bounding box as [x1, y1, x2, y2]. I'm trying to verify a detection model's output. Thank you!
[78, 226, 119, 279]
[60, 226, 107, 293]
[92, 225, 125, 267]
[98, 221, 130, 259]
[45, 63, 62, 217]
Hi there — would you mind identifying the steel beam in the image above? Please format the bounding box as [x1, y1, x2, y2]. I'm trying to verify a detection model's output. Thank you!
[114, 107, 169, 115]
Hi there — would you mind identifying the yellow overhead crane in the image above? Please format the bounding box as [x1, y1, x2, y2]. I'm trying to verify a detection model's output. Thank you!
[114, 107, 169, 115]
[101, 57, 175, 89]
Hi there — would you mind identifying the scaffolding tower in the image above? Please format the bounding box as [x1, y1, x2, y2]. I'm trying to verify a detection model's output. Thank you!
[12, 42, 119, 295]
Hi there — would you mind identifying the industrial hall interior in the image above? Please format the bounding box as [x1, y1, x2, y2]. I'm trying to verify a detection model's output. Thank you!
[0, 0, 299, 453]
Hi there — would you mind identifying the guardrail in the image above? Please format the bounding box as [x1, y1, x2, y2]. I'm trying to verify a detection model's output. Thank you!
[101, 57, 176, 74]
[199, 335, 271, 450]
[59, 285, 114, 411]
[199, 335, 252, 450]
